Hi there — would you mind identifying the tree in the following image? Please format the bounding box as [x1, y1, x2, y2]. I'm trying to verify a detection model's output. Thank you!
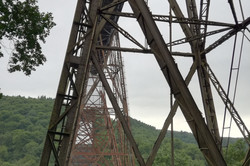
[0, 145, 9, 161]
[0, 0, 55, 75]
[225, 139, 247, 166]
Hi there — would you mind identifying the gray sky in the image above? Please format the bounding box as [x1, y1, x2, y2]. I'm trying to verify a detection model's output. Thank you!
[1, 0, 250, 137]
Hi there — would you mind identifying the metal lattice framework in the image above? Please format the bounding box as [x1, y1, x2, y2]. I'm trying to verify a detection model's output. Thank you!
[40, 0, 250, 165]
[68, 31, 134, 165]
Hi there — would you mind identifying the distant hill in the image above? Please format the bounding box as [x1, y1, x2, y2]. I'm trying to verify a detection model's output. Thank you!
[130, 117, 240, 146]
[0, 95, 247, 166]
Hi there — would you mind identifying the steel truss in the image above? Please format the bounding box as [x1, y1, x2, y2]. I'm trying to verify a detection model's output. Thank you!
[40, 0, 250, 165]
[40, 0, 134, 165]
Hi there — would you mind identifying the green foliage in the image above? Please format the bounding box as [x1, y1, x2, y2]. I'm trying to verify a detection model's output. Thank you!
[0, 89, 2, 99]
[0, 95, 53, 165]
[130, 118, 160, 159]
[224, 139, 247, 166]
[0, 96, 248, 165]
[153, 138, 206, 166]
[0, 0, 55, 75]
[130, 118, 206, 165]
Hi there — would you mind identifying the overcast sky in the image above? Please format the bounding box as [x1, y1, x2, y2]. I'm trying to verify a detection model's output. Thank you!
[1, 0, 250, 137]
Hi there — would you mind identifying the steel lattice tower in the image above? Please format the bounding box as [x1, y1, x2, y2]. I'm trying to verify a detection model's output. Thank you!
[40, 1, 134, 165]
[40, 0, 250, 165]
[68, 31, 133, 165]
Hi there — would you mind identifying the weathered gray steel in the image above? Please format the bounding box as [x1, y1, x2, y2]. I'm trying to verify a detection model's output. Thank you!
[203, 17, 250, 55]
[101, 11, 235, 27]
[96, 45, 194, 56]
[40, 0, 92, 165]
[146, 63, 198, 166]
[202, 61, 250, 164]
[202, 62, 250, 145]
[40, 0, 134, 165]
[127, 0, 226, 165]
[190, 0, 222, 150]
[168, 0, 221, 163]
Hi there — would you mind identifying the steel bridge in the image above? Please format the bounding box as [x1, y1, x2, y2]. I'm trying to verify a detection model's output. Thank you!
[40, 0, 250, 165]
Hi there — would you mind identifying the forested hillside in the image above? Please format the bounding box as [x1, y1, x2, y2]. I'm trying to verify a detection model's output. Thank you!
[0, 96, 52, 166]
[0, 96, 247, 166]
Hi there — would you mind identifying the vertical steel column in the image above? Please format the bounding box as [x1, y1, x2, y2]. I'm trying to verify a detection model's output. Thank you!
[40, 0, 97, 165]
[192, 0, 221, 148]
[172, 0, 221, 149]
[127, 0, 226, 165]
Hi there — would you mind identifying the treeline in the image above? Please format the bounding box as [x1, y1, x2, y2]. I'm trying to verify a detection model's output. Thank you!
[130, 118, 247, 166]
[0, 95, 247, 165]
[130, 118, 206, 165]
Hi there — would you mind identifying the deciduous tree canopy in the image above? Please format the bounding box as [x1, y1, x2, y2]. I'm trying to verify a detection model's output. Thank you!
[0, 0, 55, 75]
